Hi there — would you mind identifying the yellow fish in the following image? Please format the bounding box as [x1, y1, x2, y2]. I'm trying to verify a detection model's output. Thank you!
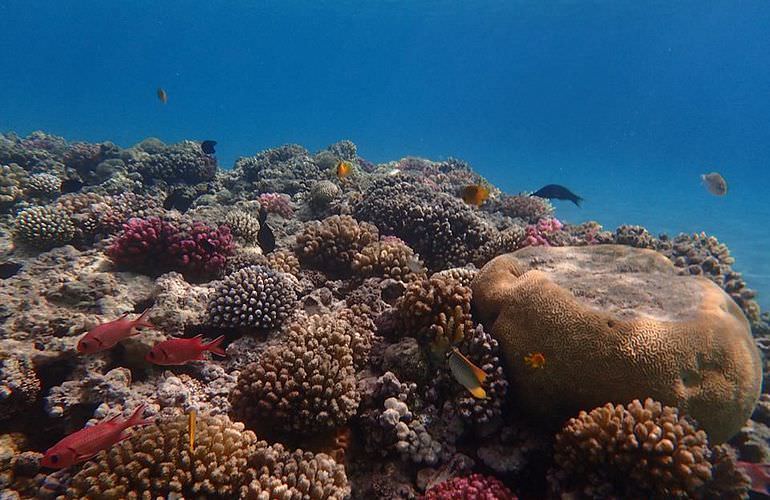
[188, 409, 196, 452]
[524, 352, 546, 369]
[336, 160, 352, 179]
[460, 184, 490, 207]
[448, 347, 488, 399]
[157, 87, 168, 104]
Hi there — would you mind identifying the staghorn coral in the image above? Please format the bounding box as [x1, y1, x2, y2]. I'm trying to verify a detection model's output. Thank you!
[551, 398, 749, 499]
[207, 265, 298, 331]
[422, 473, 516, 500]
[13, 206, 76, 250]
[397, 274, 474, 354]
[222, 210, 261, 245]
[295, 215, 379, 275]
[353, 238, 427, 283]
[499, 193, 554, 224]
[230, 311, 361, 434]
[352, 177, 495, 270]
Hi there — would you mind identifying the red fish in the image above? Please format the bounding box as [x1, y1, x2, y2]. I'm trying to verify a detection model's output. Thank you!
[40, 404, 152, 469]
[736, 461, 770, 495]
[77, 309, 156, 354]
[145, 335, 226, 365]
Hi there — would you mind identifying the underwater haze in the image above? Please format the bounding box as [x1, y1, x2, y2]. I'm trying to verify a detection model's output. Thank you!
[1, 0, 770, 308]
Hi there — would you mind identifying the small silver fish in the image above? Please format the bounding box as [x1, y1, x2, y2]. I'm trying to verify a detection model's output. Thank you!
[701, 172, 727, 196]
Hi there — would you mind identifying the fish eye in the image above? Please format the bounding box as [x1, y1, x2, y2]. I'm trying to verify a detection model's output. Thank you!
[50, 454, 59, 463]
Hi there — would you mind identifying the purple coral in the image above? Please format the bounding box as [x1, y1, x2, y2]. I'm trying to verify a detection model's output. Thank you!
[258, 192, 294, 218]
[423, 474, 516, 500]
[107, 217, 233, 279]
[522, 217, 563, 247]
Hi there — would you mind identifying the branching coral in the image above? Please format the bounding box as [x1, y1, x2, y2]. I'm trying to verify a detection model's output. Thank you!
[614, 224, 657, 249]
[265, 249, 301, 276]
[206, 265, 298, 330]
[353, 238, 427, 283]
[258, 192, 294, 218]
[422, 473, 516, 500]
[222, 210, 261, 245]
[107, 216, 233, 279]
[397, 274, 474, 353]
[229, 311, 361, 434]
[295, 215, 379, 275]
[24, 172, 61, 198]
[551, 398, 749, 499]
[352, 177, 495, 270]
[13, 206, 76, 250]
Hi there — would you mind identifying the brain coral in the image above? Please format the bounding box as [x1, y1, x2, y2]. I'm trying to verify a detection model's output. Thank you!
[472, 245, 762, 442]
[64, 413, 350, 499]
[423, 473, 516, 500]
[295, 215, 379, 275]
[207, 265, 298, 331]
[552, 398, 749, 499]
[352, 238, 427, 283]
[13, 206, 76, 249]
[352, 177, 495, 270]
[397, 274, 474, 354]
[230, 311, 361, 434]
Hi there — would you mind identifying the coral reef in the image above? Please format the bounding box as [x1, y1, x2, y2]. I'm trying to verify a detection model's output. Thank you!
[206, 265, 298, 331]
[551, 398, 749, 499]
[295, 215, 379, 275]
[13, 206, 76, 249]
[222, 209, 261, 245]
[499, 193, 554, 223]
[0, 353, 41, 421]
[352, 238, 427, 283]
[128, 139, 217, 184]
[423, 473, 517, 500]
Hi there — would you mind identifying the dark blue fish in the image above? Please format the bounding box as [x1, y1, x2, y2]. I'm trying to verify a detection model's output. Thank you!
[257, 208, 275, 254]
[201, 140, 217, 155]
[531, 184, 583, 207]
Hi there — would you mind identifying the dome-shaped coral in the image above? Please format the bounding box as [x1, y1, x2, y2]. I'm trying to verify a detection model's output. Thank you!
[423, 473, 516, 500]
[0, 163, 27, 206]
[309, 180, 341, 210]
[499, 193, 554, 224]
[207, 265, 298, 331]
[230, 311, 361, 434]
[397, 274, 474, 353]
[13, 206, 76, 249]
[551, 398, 749, 499]
[295, 215, 379, 275]
[353, 238, 426, 283]
[266, 249, 301, 276]
[128, 139, 217, 184]
[222, 210, 261, 246]
[25, 173, 61, 198]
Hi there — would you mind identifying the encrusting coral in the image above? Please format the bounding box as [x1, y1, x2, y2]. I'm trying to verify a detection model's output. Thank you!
[229, 311, 362, 435]
[206, 265, 298, 331]
[551, 398, 749, 499]
[294, 215, 379, 275]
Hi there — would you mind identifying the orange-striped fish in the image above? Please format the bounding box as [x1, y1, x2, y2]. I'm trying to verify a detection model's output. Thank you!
[460, 184, 490, 207]
[336, 160, 353, 179]
[157, 87, 168, 104]
[524, 352, 546, 369]
[448, 347, 488, 399]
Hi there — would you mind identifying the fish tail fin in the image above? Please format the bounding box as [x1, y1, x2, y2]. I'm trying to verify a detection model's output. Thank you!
[125, 404, 153, 428]
[133, 308, 156, 330]
[574, 196, 584, 207]
[204, 335, 226, 357]
[468, 386, 488, 399]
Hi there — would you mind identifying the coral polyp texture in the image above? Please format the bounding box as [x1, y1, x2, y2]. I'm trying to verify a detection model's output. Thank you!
[230, 311, 361, 434]
[472, 245, 762, 442]
[1, 132, 767, 500]
[206, 265, 298, 330]
[551, 398, 749, 498]
[295, 215, 379, 275]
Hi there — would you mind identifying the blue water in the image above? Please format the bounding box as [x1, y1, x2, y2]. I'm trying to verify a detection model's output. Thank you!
[2, 1, 769, 310]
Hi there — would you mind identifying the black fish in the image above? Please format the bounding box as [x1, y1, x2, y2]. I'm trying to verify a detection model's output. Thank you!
[531, 184, 583, 207]
[257, 208, 276, 254]
[201, 140, 217, 155]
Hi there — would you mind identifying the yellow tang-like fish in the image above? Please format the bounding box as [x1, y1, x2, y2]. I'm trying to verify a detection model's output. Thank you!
[336, 160, 353, 179]
[460, 184, 490, 207]
[188, 409, 196, 452]
[447, 347, 488, 399]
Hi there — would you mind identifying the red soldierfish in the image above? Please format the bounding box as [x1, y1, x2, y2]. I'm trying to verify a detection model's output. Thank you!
[736, 461, 770, 495]
[40, 404, 152, 469]
[145, 335, 226, 365]
[77, 309, 156, 354]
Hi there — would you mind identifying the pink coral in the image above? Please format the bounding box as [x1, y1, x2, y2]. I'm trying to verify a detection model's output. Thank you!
[107, 217, 233, 279]
[522, 217, 563, 247]
[258, 192, 294, 218]
[422, 474, 516, 500]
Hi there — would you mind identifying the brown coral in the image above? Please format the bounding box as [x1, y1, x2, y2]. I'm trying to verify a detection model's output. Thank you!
[552, 398, 748, 499]
[499, 193, 554, 223]
[230, 311, 362, 435]
[266, 249, 301, 276]
[352, 238, 427, 283]
[295, 215, 379, 275]
[397, 275, 474, 354]
[472, 245, 762, 442]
